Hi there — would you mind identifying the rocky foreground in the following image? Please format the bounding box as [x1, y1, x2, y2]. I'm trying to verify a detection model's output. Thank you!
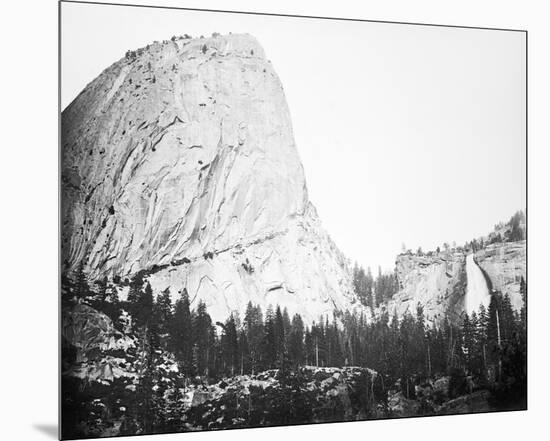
[62, 303, 498, 438]
[179, 367, 493, 431]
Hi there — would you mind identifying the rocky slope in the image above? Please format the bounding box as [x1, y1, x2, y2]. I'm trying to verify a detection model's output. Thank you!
[61, 34, 358, 324]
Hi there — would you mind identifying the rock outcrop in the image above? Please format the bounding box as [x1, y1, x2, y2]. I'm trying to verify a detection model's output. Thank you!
[61, 34, 358, 324]
[384, 252, 466, 324]
[62, 304, 136, 382]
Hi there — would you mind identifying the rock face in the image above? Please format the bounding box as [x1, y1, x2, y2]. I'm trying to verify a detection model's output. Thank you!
[62, 304, 136, 382]
[384, 252, 466, 324]
[475, 241, 526, 311]
[383, 240, 526, 324]
[62, 34, 358, 324]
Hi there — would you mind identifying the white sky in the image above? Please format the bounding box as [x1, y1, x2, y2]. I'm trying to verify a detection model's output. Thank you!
[61, 2, 526, 272]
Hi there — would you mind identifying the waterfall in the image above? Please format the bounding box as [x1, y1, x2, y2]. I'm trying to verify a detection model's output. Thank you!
[465, 253, 491, 315]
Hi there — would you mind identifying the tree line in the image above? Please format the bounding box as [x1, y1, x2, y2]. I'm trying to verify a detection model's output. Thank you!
[352, 265, 400, 308]
[400, 210, 526, 258]
[64, 264, 526, 402]
[62, 264, 526, 437]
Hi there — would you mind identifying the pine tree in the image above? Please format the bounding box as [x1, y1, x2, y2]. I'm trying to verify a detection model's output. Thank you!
[154, 288, 172, 337]
[126, 273, 145, 326]
[365, 267, 374, 308]
[461, 313, 475, 374]
[169, 289, 193, 373]
[414, 304, 427, 376]
[93, 276, 108, 309]
[289, 314, 304, 367]
[238, 329, 250, 375]
[486, 294, 502, 381]
[304, 327, 314, 366]
[134, 282, 154, 328]
[375, 266, 384, 306]
[244, 302, 264, 374]
[193, 301, 214, 377]
[221, 314, 239, 376]
[500, 293, 516, 343]
[274, 306, 286, 365]
[519, 277, 527, 337]
[262, 306, 277, 369]
[74, 260, 91, 302]
[282, 307, 291, 347]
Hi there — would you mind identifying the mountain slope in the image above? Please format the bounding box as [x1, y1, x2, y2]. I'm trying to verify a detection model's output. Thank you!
[61, 34, 359, 323]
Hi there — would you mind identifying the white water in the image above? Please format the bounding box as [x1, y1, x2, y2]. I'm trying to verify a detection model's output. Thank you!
[465, 253, 491, 315]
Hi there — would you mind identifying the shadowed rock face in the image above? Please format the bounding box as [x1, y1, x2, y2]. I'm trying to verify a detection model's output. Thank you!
[62, 34, 358, 323]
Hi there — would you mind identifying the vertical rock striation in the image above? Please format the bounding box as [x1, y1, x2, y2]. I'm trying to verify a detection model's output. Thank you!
[62, 34, 358, 324]
[384, 252, 466, 324]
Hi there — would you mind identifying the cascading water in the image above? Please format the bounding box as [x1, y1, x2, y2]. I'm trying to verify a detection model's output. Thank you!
[465, 253, 491, 315]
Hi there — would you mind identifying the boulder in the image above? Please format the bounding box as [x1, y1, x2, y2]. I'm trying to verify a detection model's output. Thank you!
[388, 391, 421, 418]
[433, 376, 450, 399]
[438, 390, 491, 415]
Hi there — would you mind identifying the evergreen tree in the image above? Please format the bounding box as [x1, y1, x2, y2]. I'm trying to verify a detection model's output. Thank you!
[507, 210, 525, 242]
[274, 306, 286, 365]
[169, 289, 193, 373]
[135, 282, 154, 328]
[193, 301, 214, 377]
[154, 288, 172, 337]
[74, 260, 91, 302]
[220, 314, 239, 376]
[238, 329, 250, 375]
[126, 274, 145, 326]
[289, 314, 304, 367]
[414, 304, 427, 376]
[262, 306, 277, 369]
[461, 313, 475, 374]
[374, 267, 384, 307]
[519, 277, 527, 337]
[244, 302, 264, 374]
[486, 295, 503, 380]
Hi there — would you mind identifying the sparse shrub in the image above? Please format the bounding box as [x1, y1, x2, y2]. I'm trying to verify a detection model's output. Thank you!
[242, 258, 254, 274]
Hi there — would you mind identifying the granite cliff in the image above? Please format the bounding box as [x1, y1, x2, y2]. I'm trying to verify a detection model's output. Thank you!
[385, 251, 467, 324]
[62, 34, 358, 324]
[382, 239, 526, 325]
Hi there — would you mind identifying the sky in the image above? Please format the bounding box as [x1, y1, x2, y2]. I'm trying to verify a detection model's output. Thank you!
[61, 2, 526, 272]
